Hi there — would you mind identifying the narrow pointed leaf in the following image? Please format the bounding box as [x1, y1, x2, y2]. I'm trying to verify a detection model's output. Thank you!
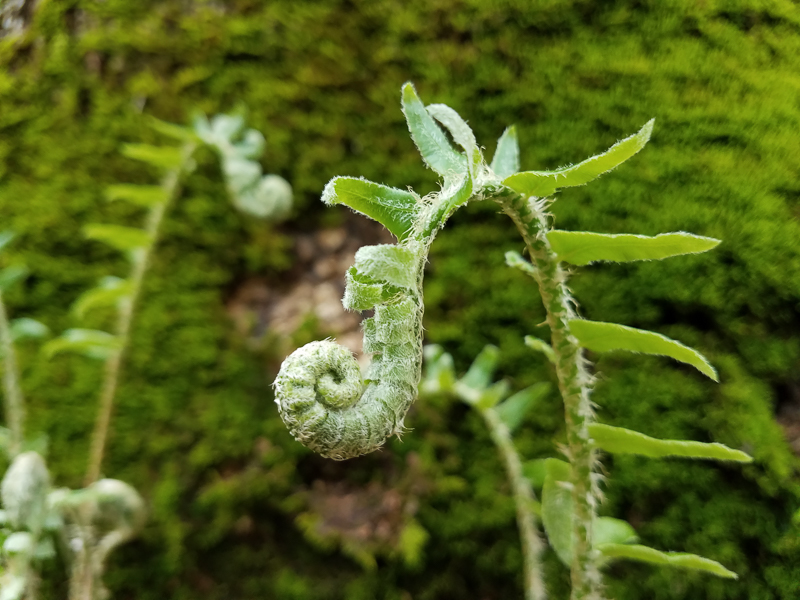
[474, 380, 510, 410]
[9, 318, 49, 342]
[569, 319, 718, 381]
[84, 224, 151, 253]
[0, 231, 15, 253]
[105, 184, 168, 208]
[598, 543, 737, 579]
[491, 126, 520, 179]
[426, 103, 481, 169]
[322, 177, 419, 241]
[524, 335, 556, 364]
[461, 345, 500, 390]
[147, 116, 199, 142]
[503, 119, 654, 197]
[522, 459, 548, 490]
[541, 458, 573, 566]
[401, 83, 466, 178]
[43, 329, 120, 360]
[595, 517, 638, 547]
[505, 251, 537, 278]
[73, 277, 133, 319]
[589, 423, 752, 462]
[0, 265, 29, 292]
[121, 144, 183, 170]
[548, 231, 720, 266]
[494, 382, 550, 431]
[353, 243, 419, 289]
[421, 345, 456, 395]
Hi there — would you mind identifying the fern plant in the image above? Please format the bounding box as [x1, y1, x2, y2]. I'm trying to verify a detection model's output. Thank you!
[274, 83, 752, 599]
[1, 113, 291, 600]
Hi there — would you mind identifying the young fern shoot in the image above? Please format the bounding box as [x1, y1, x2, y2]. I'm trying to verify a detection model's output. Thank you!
[276, 83, 752, 599]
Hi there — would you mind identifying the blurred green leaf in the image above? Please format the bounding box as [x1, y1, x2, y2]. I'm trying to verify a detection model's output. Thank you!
[548, 231, 720, 266]
[9, 318, 49, 342]
[494, 382, 550, 431]
[597, 543, 737, 579]
[541, 458, 573, 566]
[503, 119, 653, 197]
[84, 224, 151, 253]
[148, 116, 199, 142]
[73, 277, 132, 319]
[490, 126, 520, 179]
[42, 329, 119, 360]
[0, 231, 15, 254]
[522, 459, 548, 490]
[3, 531, 33, 554]
[569, 319, 718, 381]
[0, 266, 29, 292]
[121, 144, 183, 170]
[594, 517, 638, 547]
[589, 423, 752, 462]
[105, 184, 167, 208]
[322, 177, 419, 241]
[524, 335, 556, 364]
[461, 345, 500, 391]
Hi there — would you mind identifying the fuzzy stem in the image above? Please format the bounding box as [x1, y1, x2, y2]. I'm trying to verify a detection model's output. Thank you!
[84, 143, 196, 485]
[480, 405, 547, 600]
[0, 289, 25, 456]
[493, 189, 602, 600]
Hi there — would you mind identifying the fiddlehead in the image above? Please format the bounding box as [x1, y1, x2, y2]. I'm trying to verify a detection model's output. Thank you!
[274, 83, 475, 460]
[274, 238, 427, 460]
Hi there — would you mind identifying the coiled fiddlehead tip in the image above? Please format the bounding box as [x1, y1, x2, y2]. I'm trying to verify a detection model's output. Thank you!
[274, 340, 370, 459]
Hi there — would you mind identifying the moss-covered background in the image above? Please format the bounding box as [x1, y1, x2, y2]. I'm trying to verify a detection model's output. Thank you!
[1, 0, 799, 598]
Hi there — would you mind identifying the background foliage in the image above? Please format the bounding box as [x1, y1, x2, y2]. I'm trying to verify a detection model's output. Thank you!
[1, 0, 799, 598]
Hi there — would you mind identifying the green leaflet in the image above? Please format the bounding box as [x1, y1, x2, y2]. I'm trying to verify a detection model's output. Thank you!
[597, 543, 737, 579]
[505, 250, 536, 277]
[461, 344, 500, 390]
[42, 329, 120, 361]
[342, 268, 387, 311]
[503, 119, 654, 198]
[322, 177, 419, 241]
[420, 345, 456, 395]
[84, 224, 151, 253]
[569, 319, 718, 381]
[0, 230, 15, 253]
[589, 423, 752, 462]
[105, 184, 167, 208]
[426, 103, 481, 173]
[147, 116, 199, 142]
[524, 335, 556, 364]
[73, 277, 133, 319]
[490, 126, 520, 179]
[594, 518, 638, 547]
[494, 382, 550, 431]
[547, 231, 720, 266]
[121, 144, 184, 170]
[9, 318, 49, 342]
[401, 83, 466, 179]
[0, 265, 29, 292]
[353, 243, 419, 290]
[541, 458, 573, 566]
[231, 174, 293, 220]
[541, 458, 641, 566]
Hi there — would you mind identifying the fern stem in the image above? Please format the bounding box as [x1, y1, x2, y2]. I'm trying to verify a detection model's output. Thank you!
[84, 143, 196, 485]
[0, 289, 25, 456]
[480, 405, 547, 600]
[494, 190, 602, 600]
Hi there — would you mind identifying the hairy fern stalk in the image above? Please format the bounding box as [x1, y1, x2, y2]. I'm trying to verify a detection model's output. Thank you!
[275, 83, 751, 599]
